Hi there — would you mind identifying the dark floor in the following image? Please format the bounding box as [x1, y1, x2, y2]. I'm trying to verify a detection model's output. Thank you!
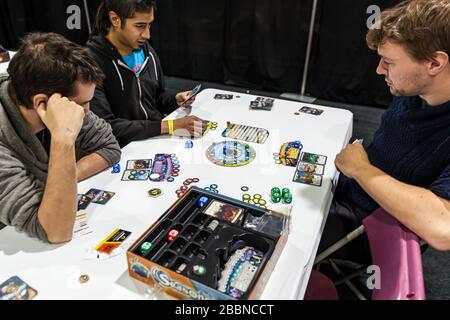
[166, 76, 450, 300]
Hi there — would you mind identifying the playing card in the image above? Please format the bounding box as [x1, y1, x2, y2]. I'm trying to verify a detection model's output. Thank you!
[85, 188, 103, 201]
[92, 191, 116, 205]
[126, 159, 152, 170]
[77, 194, 92, 211]
[0, 276, 37, 300]
[293, 170, 323, 187]
[300, 152, 328, 165]
[95, 228, 132, 254]
[73, 213, 93, 238]
[296, 161, 325, 175]
[204, 200, 244, 223]
[121, 169, 150, 181]
[299, 106, 324, 116]
[214, 94, 234, 100]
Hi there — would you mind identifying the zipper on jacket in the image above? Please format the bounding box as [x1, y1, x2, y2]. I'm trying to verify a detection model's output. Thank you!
[117, 58, 150, 120]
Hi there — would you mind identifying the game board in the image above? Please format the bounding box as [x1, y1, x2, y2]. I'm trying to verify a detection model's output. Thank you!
[206, 141, 256, 167]
[222, 122, 269, 144]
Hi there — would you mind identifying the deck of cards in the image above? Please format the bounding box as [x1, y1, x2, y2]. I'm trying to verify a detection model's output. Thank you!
[292, 152, 328, 187]
[214, 93, 234, 100]
[299, 106, 324, 116]
[250, 97, 274, 111]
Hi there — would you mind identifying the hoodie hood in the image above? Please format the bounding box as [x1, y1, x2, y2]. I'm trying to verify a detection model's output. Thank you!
[87, 35, 150, 62]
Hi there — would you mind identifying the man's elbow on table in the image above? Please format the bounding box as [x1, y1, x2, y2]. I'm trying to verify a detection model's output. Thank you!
[38, 213, 75, 244]
[47, 232, 73, 244]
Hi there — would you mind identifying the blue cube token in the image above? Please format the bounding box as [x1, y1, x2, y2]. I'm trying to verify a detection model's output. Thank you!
[185, 140, 194, 149]
[197, 196, 209, 208]
[112, 164, 121, 173]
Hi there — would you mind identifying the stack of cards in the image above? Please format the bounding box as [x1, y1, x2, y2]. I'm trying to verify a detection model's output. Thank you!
[214, 93, 234, 100]
[292, 152, 328, 187]
[0, 276, 37, 300]
[250, 97, 274, 111]
[77, 188, 116, 211]
[298, 106, 324, 116]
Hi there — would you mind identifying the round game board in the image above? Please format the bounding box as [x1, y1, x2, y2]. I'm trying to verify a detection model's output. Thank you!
[206, 141, 256, 167]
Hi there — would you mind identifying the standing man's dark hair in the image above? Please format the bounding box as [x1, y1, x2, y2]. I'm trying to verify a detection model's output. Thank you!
[93, 0, 156, 36]
[8, 32, 104, 109]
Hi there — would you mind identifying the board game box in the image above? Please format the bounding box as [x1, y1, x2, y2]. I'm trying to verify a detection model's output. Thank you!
[126, 186, 290, 300]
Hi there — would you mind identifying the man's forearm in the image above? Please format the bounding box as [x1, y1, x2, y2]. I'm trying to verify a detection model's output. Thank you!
[76, 153, 109, 182]
[355, 164, 450, 249]
[38, 139, 77, 243]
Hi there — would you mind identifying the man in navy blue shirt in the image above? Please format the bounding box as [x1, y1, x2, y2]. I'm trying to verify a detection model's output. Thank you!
[319, 0, 450, 264]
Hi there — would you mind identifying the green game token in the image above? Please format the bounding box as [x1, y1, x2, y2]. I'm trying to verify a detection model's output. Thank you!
[140, 242, 153, 255]
[282, 188, 291, 197]
[283, 193, 293, 204]
[271, 187, 281, 196]
[271, 194, 282, 204]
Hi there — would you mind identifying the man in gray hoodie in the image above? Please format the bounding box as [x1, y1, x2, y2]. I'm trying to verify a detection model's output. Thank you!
[0, 32, 121, 244]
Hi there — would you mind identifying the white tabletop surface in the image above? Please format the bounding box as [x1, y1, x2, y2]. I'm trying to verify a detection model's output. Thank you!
[0, 88, 353, 300]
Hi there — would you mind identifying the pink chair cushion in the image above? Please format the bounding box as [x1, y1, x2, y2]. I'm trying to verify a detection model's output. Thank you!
[363, 208, 425, 300]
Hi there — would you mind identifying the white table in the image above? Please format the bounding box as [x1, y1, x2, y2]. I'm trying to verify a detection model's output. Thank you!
[0, 89, 353, 300]
[0, 51, 14, 74]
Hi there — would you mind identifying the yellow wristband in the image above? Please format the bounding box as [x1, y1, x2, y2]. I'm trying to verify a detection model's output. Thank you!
[168, 120, 174, 135]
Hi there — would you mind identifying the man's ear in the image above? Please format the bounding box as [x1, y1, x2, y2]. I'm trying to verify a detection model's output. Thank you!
[429, 51, 449, 76]
[109, 11, 122, 29]
[32, 94, 49, 111]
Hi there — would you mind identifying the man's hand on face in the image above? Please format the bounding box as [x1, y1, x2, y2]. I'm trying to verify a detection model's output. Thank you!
[176, 91, 196, 107]
[36, 93, 85, 144]
[173, 115, 208, 138]
[335, 143, 371, 179]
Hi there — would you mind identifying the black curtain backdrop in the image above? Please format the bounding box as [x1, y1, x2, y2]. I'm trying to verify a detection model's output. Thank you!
[0, 0, 98, 49]
[0, 0, 401, 108]
[151, 0, 311, 92]
[307, 0, 399, 107]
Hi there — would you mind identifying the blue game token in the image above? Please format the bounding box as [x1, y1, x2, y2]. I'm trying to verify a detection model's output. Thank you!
[112, 164, 121, 173]
[185, 140, 194, 149]
[210, 184, 218, 190]
[197, 196, 209, 208]
[174, 165, 180, 169]
[167, 177, 175, 182]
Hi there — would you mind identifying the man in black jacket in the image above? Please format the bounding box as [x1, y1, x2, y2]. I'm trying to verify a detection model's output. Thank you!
[87, 0, 208, 147]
